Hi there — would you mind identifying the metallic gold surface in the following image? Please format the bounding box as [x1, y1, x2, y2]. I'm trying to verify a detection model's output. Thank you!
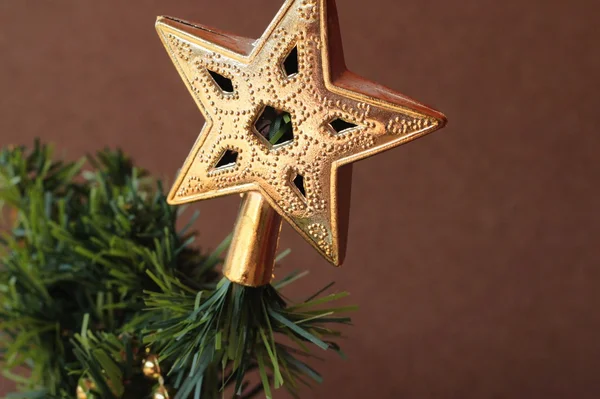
[142, 355, 161, 379]
[157, 0, 446, 267]
[76, 379, 95, 399]
[223, 192, 282, 287]
[76, 385, 88, 399]
[153, 386, 171, 399]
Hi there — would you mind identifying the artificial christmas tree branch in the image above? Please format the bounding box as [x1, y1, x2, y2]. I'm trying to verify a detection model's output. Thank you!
[0, 141, 354, 399]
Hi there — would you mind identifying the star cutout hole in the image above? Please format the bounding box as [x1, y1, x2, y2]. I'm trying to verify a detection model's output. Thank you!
[208, 69, 234, 93]
[282, 46, 299, 77]
[253, 106, 295, 148]
[329, 118, 358, 134]
[215, 149, 239, 169]
[291, 171, 307, 199]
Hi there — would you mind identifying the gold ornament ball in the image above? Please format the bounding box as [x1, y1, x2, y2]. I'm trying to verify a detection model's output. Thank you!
[153, 386, 171, 399]
[76, 379, 95, 399]
[142, 354, 161, 379]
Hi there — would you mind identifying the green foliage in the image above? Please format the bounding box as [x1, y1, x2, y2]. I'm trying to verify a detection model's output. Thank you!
[133, 274, 354, 399]
[70, 329, 154, 399]
[0, 141, 354, 398]
[267, 112, 293, 145]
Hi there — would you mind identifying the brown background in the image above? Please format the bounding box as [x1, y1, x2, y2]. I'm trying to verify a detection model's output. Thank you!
[1, 0, 599, 397]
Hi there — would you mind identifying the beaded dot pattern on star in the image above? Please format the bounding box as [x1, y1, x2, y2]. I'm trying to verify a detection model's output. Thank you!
[156, 0, 446, 265]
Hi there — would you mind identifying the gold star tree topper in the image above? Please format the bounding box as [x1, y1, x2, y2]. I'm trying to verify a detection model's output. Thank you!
[157, 0, 446, 268]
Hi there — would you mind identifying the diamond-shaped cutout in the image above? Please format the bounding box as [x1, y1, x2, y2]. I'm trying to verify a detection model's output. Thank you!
[282, 46, 299, 77]
[253, 106, 294, 147]
[208, 69, 234, 93]
[329, 118, 358, 134]
[290, 172, 306, 199]
[215, 149, 238, 169]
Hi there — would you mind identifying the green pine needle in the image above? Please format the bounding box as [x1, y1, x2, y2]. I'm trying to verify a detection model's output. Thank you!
[268, 113, 293, 145]
[0, 141, 356, 399]
[139, 273, 354, 398]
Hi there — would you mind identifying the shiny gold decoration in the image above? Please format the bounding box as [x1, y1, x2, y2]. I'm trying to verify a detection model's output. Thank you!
[153, 386, 171, 399]
[157, 0, 446, 283]
[223, 191, 283, 286]
[75, 386, 87, 399]
[76, 379, 95, 399]
[142, 354, 161, 379]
